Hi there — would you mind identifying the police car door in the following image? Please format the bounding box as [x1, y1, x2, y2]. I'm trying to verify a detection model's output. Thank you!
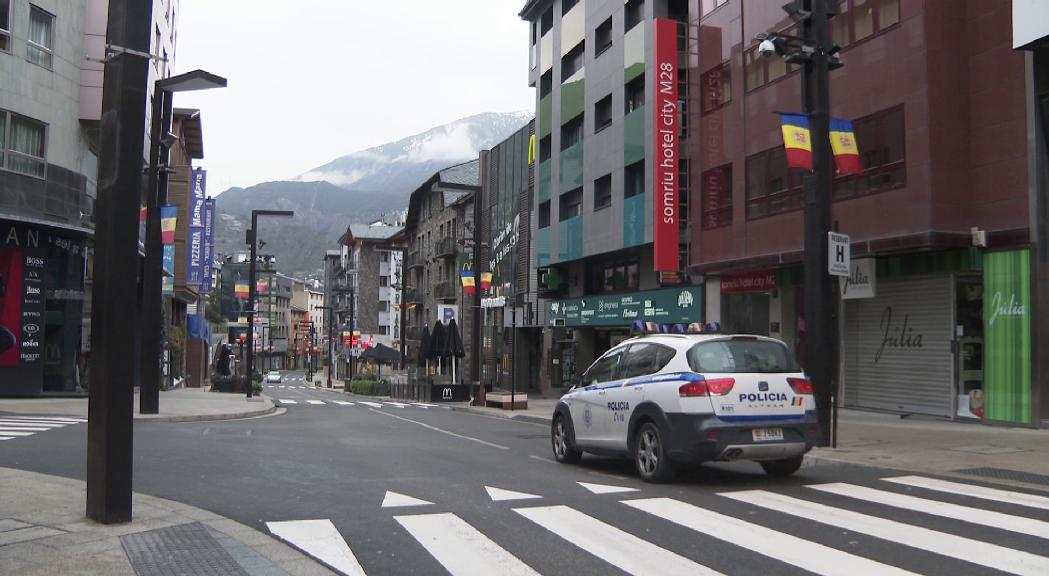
[603, 342, 675, 449]
[572, 346, 627, 448]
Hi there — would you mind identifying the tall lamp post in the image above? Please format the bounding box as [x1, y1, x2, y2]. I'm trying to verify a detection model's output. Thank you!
[246, 210, 293, 397]
[140, 69, 227, 415]
[317, 305, 336, 388]
[759, 0, 843, 445]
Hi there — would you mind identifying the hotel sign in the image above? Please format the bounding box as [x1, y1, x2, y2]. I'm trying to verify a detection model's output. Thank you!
[653, 18, 679, 272]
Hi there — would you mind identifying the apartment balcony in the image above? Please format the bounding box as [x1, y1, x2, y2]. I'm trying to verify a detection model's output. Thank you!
[404, 287, 422, 304]
[435, 236, 457, 259]
[434, 281, 457, 301]
[405, 251, 425, 270]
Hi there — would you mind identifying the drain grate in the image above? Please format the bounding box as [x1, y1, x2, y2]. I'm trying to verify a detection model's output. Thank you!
[121, 522, 249, 576]
[953, 467, 1049, 486]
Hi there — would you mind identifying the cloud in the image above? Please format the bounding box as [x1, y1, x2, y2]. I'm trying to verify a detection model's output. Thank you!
[396, 123, 478, 164]
[297, 168, 373, 188]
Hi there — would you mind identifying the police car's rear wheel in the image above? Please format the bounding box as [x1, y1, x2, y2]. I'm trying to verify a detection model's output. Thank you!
[760, 455, 804, 477]
[552, 414, 582, 464]
[635, 422, 676, 483]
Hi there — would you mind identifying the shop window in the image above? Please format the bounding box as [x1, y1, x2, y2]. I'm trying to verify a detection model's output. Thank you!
[833, 105, 906, 200]
[625, 76, 645, 114]
[624, 0, 644, 32]
[745, 147, 804, 220]
[624, 160, 644, 198]
[593, 259, 640, 293]
[562, 41, 585, 80]
[560, 187, 582, 220]
[595, 16, 612, 56]
[701, 63, 730, 114]
[701, 164, 732, 230]
[594, 94, 613, 132]
[594, 173, 612, 211]
[561, 114, 584, 150]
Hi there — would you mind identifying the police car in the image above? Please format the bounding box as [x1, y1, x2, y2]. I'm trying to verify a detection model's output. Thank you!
[550, 332, 819, 482]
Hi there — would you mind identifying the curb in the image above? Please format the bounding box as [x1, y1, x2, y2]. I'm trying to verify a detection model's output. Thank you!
[133, 402, 277, 423]
[449, 404, 553, 426]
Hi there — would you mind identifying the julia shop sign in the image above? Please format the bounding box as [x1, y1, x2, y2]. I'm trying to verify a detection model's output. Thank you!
[841, 258, 876, 300]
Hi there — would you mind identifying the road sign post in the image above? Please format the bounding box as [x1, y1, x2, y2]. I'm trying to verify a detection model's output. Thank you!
[828, 232, 851, 277]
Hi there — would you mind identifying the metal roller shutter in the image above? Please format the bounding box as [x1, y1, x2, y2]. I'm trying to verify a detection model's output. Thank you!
[843, 275, 954, 417]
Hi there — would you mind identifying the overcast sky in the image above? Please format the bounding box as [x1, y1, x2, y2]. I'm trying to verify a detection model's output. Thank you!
[172, 1, 534, 194]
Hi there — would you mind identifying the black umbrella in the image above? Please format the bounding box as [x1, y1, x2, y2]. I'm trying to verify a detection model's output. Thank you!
[417, 326, 431, 367]
[446, 319, 465, 359]
[429, 321, 446, 360]
[360, 343, 400, 364]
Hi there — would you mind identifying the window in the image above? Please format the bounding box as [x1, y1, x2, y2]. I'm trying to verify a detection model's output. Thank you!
[538, 200, 551, 228]
[379, 301, 390, 311]
[595, 16, 612, 56]
[594, 260, 639, 292]
[621, 343, 675, 378]
[27, 5, 54, 69]
[560, 188, 582, 221]
[585, 347, 626, 384]
[540, 8, 553, 35]
[830, 0, 899, 48]
[701, 0, 729, 16]
[0, 0, 10, 52]
[594, 174, 612, 210]
[562, 0, 579, 15]
[594, 94, 612, 132]
[1, 111, 47, 178]
[540, 70, 553, 98]
[625, 76, 645, 114]
[688, 339, 799, 373]
[562, 41, 585, 80]
[561, 114, 584, 150]
[539, 135, 551, 162]
[625, 0, 644, 32]
[701, 164, 732, 230]
[624, 160, 644, 198]
[745, 147, 803, 220]
[380, 276, 389, 287]
[700, 63, 731, 115]
[833, 105, 906, 200]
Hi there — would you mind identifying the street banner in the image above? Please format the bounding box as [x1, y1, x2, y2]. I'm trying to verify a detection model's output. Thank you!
[653, 17, 679, 273]
[983, 249, 1032, 424]
[235, 281, 249, 299]
[0, 248, 44, 366]
[780, 113, 814, 170]
[186, 168, 207, 285]
[256, 279, 269, 294]
[203, 198, 217, 289]
[830, 117, 863, 175]
[162, 275, 174, 296]
[160, 204, 177, 244]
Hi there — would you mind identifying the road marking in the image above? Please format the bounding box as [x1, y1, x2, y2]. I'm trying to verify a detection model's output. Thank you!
[266, 519, 365, 576]
[0, 431, 35, 437]
[578, 482, 639, 495]
[333, 401, 355, 406]
[381, 491, 433, 508]
[0, 426, 51, 432]
[809, 482, 1049, 540]
[0, 416, 84, 423]
[298, 386, 308, 389]
[278, 400, 297, 404]
[306, 400, 326, 405]
[884, 475, 1049, 512]
[721, 489, 1049, 576]
[624, 497, 918, 576]
[485, 486, 542, 502]
[385, 402, 407, 408]
[514, 505, 723, 575]
[0, 420, 69, 427]
[414, 403, 439, 408]
[368, 409, 509, 450]
[358, 401, 383, 408]
[0, 437, 12, 440]
[395, 513, 540, 576]
[527, 455, 557, 465]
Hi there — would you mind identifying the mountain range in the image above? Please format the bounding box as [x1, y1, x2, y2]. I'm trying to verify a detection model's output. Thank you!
[212, 111, 532, 280]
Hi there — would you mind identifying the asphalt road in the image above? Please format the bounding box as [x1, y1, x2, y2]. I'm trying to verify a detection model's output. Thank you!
[2, 370, 1048, 576]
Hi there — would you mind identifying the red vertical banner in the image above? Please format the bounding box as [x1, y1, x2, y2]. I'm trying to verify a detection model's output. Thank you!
[653, 18, 679, 272]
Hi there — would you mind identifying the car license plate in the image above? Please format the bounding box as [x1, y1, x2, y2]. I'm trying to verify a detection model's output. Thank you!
[752, 428, 783, 442]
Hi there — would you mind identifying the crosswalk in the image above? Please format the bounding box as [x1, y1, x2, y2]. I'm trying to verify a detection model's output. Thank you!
[0, 416, 86, 442]
[271, 398, 441, 410]
[272, 475, 1049, 576]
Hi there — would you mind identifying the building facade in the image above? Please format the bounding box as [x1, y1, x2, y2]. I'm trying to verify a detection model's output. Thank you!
[337, 222, 405, 351]
[520, 0, 704, 392]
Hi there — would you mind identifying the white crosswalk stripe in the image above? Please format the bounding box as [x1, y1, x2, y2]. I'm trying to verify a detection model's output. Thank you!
[278, 399, 297, 404]
[305, 400, 326, 405]
[385, 402, 407, 408]
[0, 416, 83, 441]
[395, 513, 540, 576]
[884, 475, 1049, 511]
[332, 401, 355, 406]
[358, 401, 383, 408]
[721, 489, 1049, 576]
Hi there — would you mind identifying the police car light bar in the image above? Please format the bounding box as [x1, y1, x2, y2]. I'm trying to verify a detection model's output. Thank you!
[630, 320, 722, 335]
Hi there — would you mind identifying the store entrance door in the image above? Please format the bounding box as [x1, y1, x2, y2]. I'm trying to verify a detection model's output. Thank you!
[955, 277, 984, 419]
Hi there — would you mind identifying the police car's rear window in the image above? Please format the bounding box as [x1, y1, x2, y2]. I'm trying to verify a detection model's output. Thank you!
[687, 339, 799, 373]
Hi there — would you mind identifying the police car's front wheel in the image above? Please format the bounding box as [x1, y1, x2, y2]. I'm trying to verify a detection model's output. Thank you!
[634, 422, 676, 483]
[760, 455, 804, 477]
[552, 414, 582, 464]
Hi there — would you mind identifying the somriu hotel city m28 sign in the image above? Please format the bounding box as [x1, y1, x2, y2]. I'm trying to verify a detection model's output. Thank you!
[653, 18, 679, 273]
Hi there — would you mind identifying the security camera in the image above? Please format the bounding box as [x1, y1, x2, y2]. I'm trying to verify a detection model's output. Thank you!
[160, 131, 178, 148]
[758, 39, 778, 58]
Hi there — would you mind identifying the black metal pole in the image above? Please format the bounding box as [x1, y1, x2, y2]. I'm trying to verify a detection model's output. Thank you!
[86, 0, 152, 525]
[511, 302, 517, 410]
[139, 85, 169, 414]
[327, 306, 334, 388]
[246, 218, 257, 398]
[801, 0, 837, 446]
[349, 287, 356, 379]
[471, 152, 486, 405]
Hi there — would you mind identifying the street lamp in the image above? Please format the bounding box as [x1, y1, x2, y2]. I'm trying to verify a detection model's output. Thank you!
[141, 69, 227, 415]
[246, 210, 293, 398]
[316, 305, 336, 388]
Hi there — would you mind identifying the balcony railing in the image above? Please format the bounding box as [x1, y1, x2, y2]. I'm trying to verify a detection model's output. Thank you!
[405, 251, 425, 270]
[434, 281, 457, 301]
[435, 236, 457, 258]
[404, 287, 422, 304]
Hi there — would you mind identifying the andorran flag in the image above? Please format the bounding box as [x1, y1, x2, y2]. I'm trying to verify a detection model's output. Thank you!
[479, 272, 492, 291]
[234, 282, 249, 299]
[830, 117, 864, 175]
[779, 113, 813, 170]
[460, 270, 476, 295]
[160, 205, 178, 244]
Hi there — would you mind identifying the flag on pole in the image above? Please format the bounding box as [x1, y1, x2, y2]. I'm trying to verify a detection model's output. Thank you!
[460, 270, 476, 295]
[829, 117, 863, 175]
[480, 272, 492, 291]
[779, 113, 813, 170]
[160, 205, 178, 244]
[235, 282, 249, 299]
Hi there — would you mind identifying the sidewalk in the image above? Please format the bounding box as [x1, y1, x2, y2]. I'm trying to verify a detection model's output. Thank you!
[0, 387, 275, 422]
[452, 398, 1049, 489]
[0, 467, 334, 576]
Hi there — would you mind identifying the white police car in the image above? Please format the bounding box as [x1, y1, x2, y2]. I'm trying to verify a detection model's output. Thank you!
[550, 333, 818, 482]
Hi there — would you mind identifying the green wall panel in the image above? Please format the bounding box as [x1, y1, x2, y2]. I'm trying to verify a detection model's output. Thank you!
[560, 142, 584, 192]
[623, 192, 645, 247]
[558, 216, 583, 262]
[537, 159, 551, 202]
[536, 227, 551, 267]
[560, 77, 585, 124]
[983, 249, 1032, 424]
[624, 106, 646, 166]
[539, 94, 552, 138]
